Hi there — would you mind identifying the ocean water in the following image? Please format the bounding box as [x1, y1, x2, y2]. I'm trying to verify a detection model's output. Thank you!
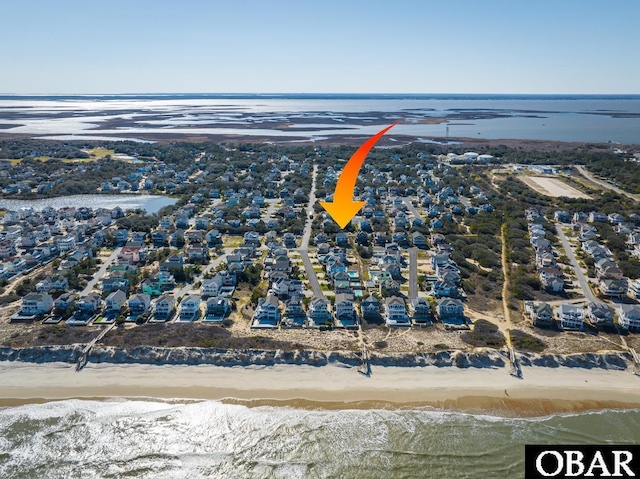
[1, 399, 639, 479]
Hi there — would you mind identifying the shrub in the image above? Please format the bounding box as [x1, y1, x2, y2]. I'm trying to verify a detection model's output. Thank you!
[510, 329, 546, 352]
[461, 319, 506, 349]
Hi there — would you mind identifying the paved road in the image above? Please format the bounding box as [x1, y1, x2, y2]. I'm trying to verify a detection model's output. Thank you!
[173, 249, 231, 299]
[408, 247, 418, 301]
[82, 247, 122, 295]
[300, 251, 323, 297]
[261, 199, 280, 223]
[297, 165, 324, 298]
[555, 224, 598, 303]
[401, 197, 422, 220]
[576, 165, 639, 202]
[300, 165, 318, 250]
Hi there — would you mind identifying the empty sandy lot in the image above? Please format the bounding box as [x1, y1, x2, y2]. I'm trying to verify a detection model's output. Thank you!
[519, 176, 592, 199]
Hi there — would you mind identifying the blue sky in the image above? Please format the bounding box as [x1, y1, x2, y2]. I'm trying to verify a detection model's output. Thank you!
[1, 0, 639, 94]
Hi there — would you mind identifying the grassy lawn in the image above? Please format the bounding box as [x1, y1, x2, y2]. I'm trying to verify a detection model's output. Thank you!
[86, 147, 116, 158]
[222, 236, 244, 248]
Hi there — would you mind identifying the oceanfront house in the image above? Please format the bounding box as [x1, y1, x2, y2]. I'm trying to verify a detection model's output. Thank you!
[35, 275, 69, 293]
[618, 304, 640, 332]
[204, 297, 230, 322]
[153, 295, 176, 322]
[179, 295, 201, 322]
[105, 290, 127, 312]
[437, 298, 464, 322]
[598, 279, 628, 299]
[334, 293, 358, 328]
[252, 293, 280, 328]
[76, 293, 103, 314]
[54, 293, 76, 313]
[361, 295, 381, 320]
[585, 302, 615, 329]
[15, 292, 54, 319]
[308, 297, 331, 326]
[531, 302, 554, 328]
[128, 293, 151, 316]
[630, 280, 640, 300]
[282, 294, 306, 327]
[385, 296, 410, 327]
[410, 298, 433, 325]
[556, 304, 584, 330]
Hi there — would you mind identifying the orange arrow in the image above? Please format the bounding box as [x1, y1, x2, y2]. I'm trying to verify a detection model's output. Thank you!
[320, 123, 396, 228]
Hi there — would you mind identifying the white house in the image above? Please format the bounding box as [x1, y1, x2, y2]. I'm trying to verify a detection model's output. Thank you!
[618, 304, 640, 332]
[334, 293, 355, 322]
[35, 276, 69, 292]
[19, 292, 54, 316]
[252, 293, 280, 327]
[128, 293, 151, 315]
[384, 296, 410, 326]
[556, 304, 584, 330]
[179, 295, 201, 321]
[308, 297, 331, 326]
[153, 294, 176, 321]
[105, 290, 127, 312]
[55, 235, 76, 252]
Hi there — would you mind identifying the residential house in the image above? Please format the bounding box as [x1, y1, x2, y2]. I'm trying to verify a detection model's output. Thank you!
[102, 276, 129, 293]
[334, 293, 357, 327]
[105, 290, 127, 312]
[599, 278, 628, 299]
[431, 280, 460, 298]
[153, 294, 176, 321]
[437, 298, 464, 321]
[556, 304, 584, 330]
[282, 294, 306, 326]
[381, 279, 400, 296]
[585, 302, 615, 329]
[35, 276, 69, 292]
[252, 293, 280, 327]
[76, 293, 102, 314]
[595, 258, 623, 280]
[204, 297, 230, 322]
[128, 293, 151, 316]
[54, 293, 75, 313]
[361, 295, 381, 320]
[308, 297, 331, 326]
[385, 296, 410, 326]
[179, 295, 201, 321]
[531, 302, 554, 328]
[18, 292, 54, 317]
[618, 304, 640, 332]
[410, 298, 433, 324]
[411, 231, 428, 249]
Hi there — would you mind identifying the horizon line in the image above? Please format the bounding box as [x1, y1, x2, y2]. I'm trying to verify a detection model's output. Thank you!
[2, 92, 640, 97]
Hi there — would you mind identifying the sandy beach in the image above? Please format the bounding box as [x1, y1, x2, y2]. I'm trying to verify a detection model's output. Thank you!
[1, 361, 639, 416]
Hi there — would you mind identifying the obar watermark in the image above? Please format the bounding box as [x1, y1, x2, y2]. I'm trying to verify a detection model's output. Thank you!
[526, 446, 639, 478]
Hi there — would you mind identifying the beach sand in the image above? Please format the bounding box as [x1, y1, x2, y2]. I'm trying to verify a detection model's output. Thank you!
[1, 362, 639, 416]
